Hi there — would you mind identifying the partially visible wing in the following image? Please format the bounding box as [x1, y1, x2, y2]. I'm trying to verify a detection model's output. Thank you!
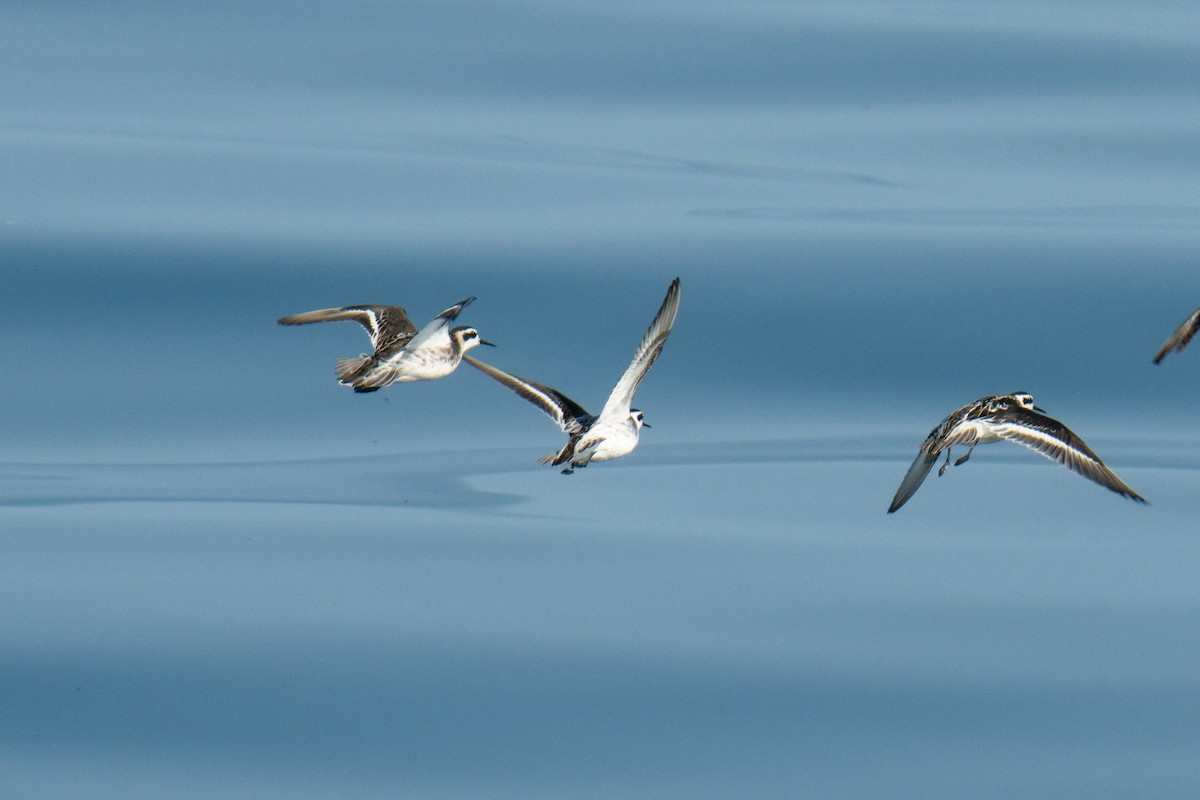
[889, 400, 991, 512]
[464, 355, 594, 434]
[887, 450, 938, 513]
[991, 409, 1147, 503]
[928, 419, 989, 455]
[910, 401, 985, 458]
[277, 304, 418, 353]
[1153, 308, 1200, 364]
[406, 296, 476, 352]
[599, 277, 681, 421]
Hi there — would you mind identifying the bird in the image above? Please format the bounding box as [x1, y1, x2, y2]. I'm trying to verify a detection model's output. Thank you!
[277, 296, 493, 392]
[1153, 308, 1200, 364]
[464, 277, 681, 474]
[888, 392, 1146, 512]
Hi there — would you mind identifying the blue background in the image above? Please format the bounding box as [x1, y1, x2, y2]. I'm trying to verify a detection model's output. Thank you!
[2, 2, 1199, 797]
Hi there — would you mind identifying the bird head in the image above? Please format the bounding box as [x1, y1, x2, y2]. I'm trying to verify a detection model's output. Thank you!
[453, 327, 496, 351]
[1011, 391, 1044, 413]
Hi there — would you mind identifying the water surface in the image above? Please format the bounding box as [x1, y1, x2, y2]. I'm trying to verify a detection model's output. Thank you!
[3, 1, 1200, 796]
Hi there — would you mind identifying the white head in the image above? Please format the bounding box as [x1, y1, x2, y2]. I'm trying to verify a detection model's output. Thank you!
[630, 409, 650, 430]
[451, 326, 495, 353]
[1010, 391, 1044, 412]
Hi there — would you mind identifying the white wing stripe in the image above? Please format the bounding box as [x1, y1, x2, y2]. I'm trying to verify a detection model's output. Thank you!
[992, 422, 1091, 464]
[991, 421, 1145, 501]
[463, 355, 588, 434]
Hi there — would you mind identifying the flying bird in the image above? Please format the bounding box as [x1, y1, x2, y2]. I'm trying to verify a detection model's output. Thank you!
[888, 392, 1146, 512]
[1153, 308, 1200, 364]
[465, 277, 681, 474]
[278, 297, 492, 392]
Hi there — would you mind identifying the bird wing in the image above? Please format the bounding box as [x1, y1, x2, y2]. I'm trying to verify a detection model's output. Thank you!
[406, 296, 476, 352]
[917, 399, 991, 456]
[887, 449, 938, 513]
[277, 305, 418, 353]
[1153, 308, 1200, 364]
[463, 355, 593, 435]
[598, 277, 681, 421]
[990, 408, 1146, 503]
[928, 421, 987, 454]
[889, 399, 992, 512]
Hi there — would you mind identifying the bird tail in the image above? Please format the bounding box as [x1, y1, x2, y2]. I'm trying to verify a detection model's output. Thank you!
[335, 356, 368, 382]
[538, 441, 576, 467]
[888, 450, 938, 513]
[335, 356, 384, 393]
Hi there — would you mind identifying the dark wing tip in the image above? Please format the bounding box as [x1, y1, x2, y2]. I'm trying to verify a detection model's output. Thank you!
[666, 277, 681, 304]
[441, 296, 477, 319]
[647, 277, 682, 343]
[276, 309, 343, 326]
[1107, 473, 1149, 505]
[1105, 483, 1148, 505]
[1096, 469, 1149, 504]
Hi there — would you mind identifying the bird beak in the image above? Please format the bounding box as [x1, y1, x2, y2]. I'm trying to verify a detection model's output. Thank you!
[1034, 405, 1046, 413]
[479, 339, 497, 347]
[642, 421, 652, 428]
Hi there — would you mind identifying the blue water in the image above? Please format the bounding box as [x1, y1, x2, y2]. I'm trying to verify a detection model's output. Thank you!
[3, 2, 1200, 797]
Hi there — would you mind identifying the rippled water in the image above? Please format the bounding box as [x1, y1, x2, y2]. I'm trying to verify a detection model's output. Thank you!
[3, 1, 1200, 797]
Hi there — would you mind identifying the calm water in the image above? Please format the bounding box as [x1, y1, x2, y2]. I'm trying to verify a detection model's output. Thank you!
[3, 1, 1200, 797]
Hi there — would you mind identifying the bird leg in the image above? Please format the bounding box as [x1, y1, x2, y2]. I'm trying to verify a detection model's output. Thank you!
[954, 443, 977, 467]
[938, 448, 952, 477]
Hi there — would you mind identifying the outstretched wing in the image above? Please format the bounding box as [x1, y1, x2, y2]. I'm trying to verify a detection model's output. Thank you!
[991, 408, 1146, 503]
[464, 355, 593, 434]
[277, 305, 418, 353]
[1153, 308, 1200, 364]
[887, 450, 938, 513]
[599, 277, 681, 421]
[406, 296, 476, 352]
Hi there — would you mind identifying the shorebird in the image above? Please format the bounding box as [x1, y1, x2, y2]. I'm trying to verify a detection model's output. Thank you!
[465, 277, 681, 474]
[1153, 308, 1200, 364]
[277, 296, 493, 392]
[888, 392, 1146, 512]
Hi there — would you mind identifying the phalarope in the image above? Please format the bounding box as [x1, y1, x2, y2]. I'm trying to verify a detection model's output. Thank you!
[888, 392, 1146, 512]
[1153, 308, 1200, 364]
[277, 297, 493, 392]
[465, 277, 681, 474]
